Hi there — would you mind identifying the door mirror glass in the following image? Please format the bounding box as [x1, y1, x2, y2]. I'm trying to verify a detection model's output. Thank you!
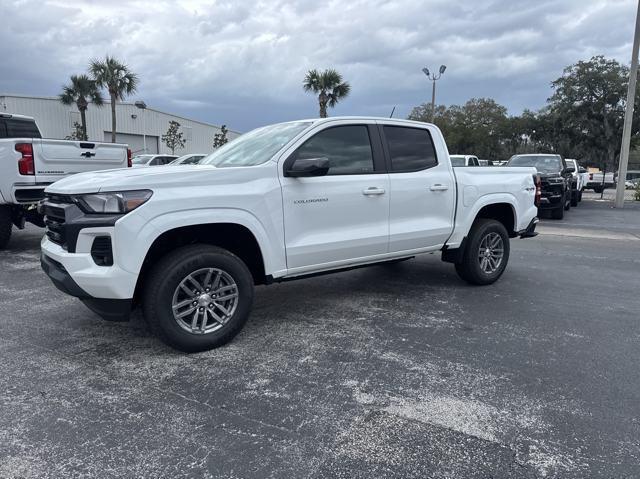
[285, 157, 330, 177]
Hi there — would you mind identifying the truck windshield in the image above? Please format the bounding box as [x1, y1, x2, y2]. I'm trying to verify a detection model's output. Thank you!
[200, 121, 312, 168]
[0, 118, 42, 139]
[132, 155, 153, 165]
[508, 155, 562, 173]
[450, 156, 465, 167]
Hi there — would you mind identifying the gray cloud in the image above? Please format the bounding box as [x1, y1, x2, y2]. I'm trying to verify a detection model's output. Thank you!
[0, 0, 637, 131]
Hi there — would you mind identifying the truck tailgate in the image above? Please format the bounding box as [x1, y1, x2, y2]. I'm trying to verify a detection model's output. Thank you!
[34, 139, 128, 183]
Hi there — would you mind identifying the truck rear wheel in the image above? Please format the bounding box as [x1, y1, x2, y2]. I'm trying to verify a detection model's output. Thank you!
[455, 219, 510, 285]
[142, 244, 254, 352]
[0, 206, 12, 250]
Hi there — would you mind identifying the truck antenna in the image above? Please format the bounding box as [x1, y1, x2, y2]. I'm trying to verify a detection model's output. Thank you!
[389, 106, 396, 118]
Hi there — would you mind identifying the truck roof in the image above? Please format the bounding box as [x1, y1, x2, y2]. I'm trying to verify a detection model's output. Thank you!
[0, 113, 35, 121]
[279, 116, 434, 127]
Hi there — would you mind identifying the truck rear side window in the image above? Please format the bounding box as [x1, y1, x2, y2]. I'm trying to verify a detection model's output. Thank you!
[2, 119, 41, 139]
[384, 126, 437, 172]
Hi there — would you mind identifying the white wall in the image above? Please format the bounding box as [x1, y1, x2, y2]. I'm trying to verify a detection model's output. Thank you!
[0, 95, 240, 155]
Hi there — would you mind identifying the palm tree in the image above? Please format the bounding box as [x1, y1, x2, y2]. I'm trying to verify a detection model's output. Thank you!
[89, 55, 139, 143]
[59, 74, 103, 141]
[303, 69, 351, 118]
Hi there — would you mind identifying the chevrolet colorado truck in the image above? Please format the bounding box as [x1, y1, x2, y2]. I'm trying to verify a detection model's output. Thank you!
[0, 113, 130, 249]
[40, 117, 539, 352]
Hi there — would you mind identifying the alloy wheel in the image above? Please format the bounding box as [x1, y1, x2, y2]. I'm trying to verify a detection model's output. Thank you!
[477, 232, 504, 274]
[171, 268, 239, 334]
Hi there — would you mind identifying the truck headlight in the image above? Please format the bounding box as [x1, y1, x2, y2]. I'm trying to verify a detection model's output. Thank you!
[75, 190, 153, 214]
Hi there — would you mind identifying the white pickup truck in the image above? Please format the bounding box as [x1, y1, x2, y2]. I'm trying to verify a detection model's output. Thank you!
[0, 113, 130, 249]
[40, 117, 539, 352]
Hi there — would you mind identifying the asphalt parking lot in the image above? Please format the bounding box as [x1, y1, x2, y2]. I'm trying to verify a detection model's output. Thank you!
[1, 200, 639, 478]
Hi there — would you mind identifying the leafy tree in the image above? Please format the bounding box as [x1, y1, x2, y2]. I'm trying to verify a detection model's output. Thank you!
[213, 125, 229, 148]
[407, 55, 640, 167]
[545, 55, 640, 171]
[65, 121, 85, 140]
[89, 55, 139, 143]
[409, 98, 510, 159]
[162, 120, 185, 154]
[59, 74, 103, 141]
[303, 69, 351, 118]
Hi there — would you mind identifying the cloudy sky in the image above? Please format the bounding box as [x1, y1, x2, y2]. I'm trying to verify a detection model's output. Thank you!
[1, 0, 637, 131]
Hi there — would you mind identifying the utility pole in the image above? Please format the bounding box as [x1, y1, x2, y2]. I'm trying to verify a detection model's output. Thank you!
[615, 0, 640, 208]
[134, 100, 147, 154]
[422, 65, 446, 122]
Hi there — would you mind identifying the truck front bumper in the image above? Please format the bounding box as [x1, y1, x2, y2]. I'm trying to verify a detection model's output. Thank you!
[40, 236, 135, 321]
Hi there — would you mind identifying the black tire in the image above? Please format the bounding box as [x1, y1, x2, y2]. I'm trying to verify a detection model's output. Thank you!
[142, 244, 254, 352]
[551, 203, 565, 219]
[570, 190, 578, 207]
[594, 185, 603, 194]
[564, 192, 571, 211]
[578, 190, 583, 202]
[454, 219, 510, 286]
[0, 206, 12, 250]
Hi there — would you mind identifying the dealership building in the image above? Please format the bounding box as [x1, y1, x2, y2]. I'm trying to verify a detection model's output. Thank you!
[0, 94, 238, 156]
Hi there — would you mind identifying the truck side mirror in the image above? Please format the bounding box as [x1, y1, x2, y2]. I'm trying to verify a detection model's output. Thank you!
[284, 157, 330, 177]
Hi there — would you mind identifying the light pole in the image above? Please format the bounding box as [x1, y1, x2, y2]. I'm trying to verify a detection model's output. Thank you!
[422, 65, 446, 122]
[615, 0, 640, 208]
[134, 100, 147, 154]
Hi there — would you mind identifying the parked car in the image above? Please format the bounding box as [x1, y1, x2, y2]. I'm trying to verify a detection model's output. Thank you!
[564, 159, 583, 205]
[584, 171, 616, 193]
[450, 154, 480, 166]
[624, 170, 640, 189]
[40, 117, 538, 352]
[478, 159, 501, 166]
[507, 153, 572, 219]
[0, 113, 130, 249]
[168, 154, 208, 165]
[131, 154, 178, 167]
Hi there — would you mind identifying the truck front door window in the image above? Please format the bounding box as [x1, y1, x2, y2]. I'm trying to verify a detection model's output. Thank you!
[294, 125, 374, 175]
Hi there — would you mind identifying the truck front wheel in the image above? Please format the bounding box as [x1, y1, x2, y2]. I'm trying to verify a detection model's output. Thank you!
[142, 244, 254, 352]
[0, 205, 12, 250]
[455, 219, 510, 285]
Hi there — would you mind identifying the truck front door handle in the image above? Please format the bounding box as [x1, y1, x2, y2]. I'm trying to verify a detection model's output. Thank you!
[430, 184, 449, 191]
[362, 187, 386, 196]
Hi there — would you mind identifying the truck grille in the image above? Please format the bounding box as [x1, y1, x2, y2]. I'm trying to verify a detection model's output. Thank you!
[43, 194, 73, 249]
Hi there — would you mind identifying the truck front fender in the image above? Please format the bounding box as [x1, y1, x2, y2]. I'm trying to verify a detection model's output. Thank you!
[116, 208, 286, 278]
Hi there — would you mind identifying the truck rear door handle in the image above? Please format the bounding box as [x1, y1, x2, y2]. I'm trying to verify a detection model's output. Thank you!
[362, 187, 385, 196]
[429, 184, 449, 191]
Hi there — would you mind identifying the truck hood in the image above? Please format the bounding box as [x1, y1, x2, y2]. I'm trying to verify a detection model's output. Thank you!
[45, 164, 255, 194]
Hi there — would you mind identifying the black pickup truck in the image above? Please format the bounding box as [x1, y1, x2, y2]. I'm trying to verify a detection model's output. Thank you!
[507, 154, 573, 219]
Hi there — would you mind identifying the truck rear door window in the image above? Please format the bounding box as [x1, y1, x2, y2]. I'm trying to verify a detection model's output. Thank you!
[4, 119, 41, 139]
[384, 126, 437, 172]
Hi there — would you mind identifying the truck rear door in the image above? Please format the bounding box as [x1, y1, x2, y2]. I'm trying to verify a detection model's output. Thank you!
[33, 139, 128, 184]
[380, 123, 456, 252]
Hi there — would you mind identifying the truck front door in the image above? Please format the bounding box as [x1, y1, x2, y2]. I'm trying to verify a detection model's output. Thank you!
[280, 122, 389, 272]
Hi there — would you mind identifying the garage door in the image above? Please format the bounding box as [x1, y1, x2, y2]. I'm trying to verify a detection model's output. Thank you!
[104, 132, 159, 154]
